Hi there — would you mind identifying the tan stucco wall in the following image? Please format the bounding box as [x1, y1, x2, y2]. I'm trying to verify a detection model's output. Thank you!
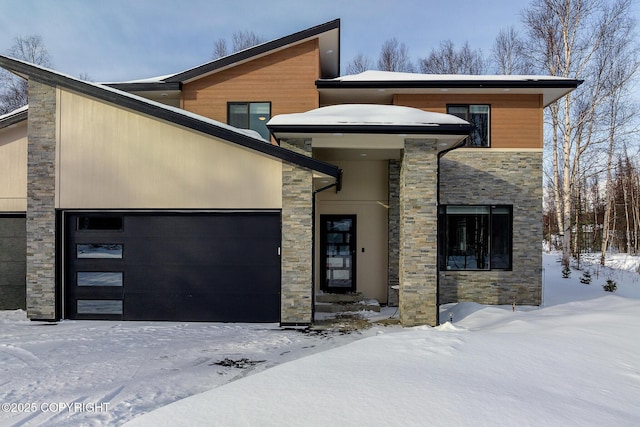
[0, 121, 27, 211]
[316, 160, 389, 302]
[56, 89, 282, 209]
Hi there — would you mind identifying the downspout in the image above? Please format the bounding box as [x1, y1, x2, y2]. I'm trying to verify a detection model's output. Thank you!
[436, 140, 467, 325]
[311, 170, 343, 322]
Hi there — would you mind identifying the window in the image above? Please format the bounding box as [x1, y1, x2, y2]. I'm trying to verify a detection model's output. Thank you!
[77, 272, 123, 287]
[77, 216, 123, 231]
[77, 300, 123, 315]
[440, 205, 512, 270]
[76, 244, 123, 259]
[228, 102, 271, 140]
[447, 105, 490, 147]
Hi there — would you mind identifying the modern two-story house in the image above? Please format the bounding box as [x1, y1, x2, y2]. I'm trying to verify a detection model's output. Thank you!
[0, 19, 580, 326]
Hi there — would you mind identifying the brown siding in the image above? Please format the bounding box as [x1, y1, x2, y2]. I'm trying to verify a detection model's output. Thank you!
[182, 40, 320, 124]
[394, 93, 543, 149]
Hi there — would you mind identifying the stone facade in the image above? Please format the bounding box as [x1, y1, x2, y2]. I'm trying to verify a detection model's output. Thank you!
[280, 139, 314, 325]
[26, 80, 57, 320]
[387, 160, 400, 306]
[399, 140, 439, 326]
[438, 149, 543, 306]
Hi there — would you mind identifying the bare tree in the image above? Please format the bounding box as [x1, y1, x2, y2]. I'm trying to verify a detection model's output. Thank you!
[212, 38, 229, 59]
[377, 38, 414, 72]
[419, 40, 487, 74]
[212, 31, 265, 59]
[0, 35, 52, 114]
[523, 0, 639, 268]
[491, 26, 531, 74]
[346, 53, 373, 74]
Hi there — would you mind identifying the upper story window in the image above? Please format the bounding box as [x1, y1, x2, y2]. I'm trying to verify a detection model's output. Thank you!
[228, 102, 271, 140]
[447, 105, 490, 147]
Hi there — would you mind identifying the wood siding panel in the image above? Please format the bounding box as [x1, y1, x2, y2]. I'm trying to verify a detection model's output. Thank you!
[0, 121, 27, 211]
[57, 89, 282, 209]
[182, 40, 320, 124]
[394, 93, 543, 149]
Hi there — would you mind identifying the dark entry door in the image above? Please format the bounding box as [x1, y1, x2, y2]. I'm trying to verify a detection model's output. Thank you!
[320, 215, 356, 293]
[65, 212, 281, 322]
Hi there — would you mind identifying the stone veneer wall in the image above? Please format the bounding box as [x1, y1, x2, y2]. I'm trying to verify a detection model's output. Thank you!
[399, 140, 439, 326]
[26, 80, 57, 320]
[439, 149, 543, 305]
[280, 139, 314, 325]
[387, 160, 400, 306]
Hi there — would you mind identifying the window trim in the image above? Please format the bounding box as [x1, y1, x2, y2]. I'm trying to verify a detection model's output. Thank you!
[446, 104, 491, 148]
[439, 204, 512, 271]
[227, 101, 272, 140]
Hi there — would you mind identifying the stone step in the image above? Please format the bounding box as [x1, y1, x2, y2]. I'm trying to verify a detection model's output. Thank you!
[315, 297, 381, 313]
[315, 292, 365, 303]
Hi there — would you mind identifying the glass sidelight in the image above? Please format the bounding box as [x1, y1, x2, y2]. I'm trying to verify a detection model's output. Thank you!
[320, 215, 356, 293]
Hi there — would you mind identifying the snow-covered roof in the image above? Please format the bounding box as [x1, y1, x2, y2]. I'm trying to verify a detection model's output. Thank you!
[317, 71, 583, 107]
[332, 70, 579, 84]
[268, 104, 469, 127]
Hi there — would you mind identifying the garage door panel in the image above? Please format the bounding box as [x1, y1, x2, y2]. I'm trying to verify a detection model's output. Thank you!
[125, 291, 279, 322]
[66, 212, 281, 322]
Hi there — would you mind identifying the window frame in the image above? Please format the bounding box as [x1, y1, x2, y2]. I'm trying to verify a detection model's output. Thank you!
[446, 104, 491, 148]
[439, 204, 512, 271]
[227, 101, 272, 140]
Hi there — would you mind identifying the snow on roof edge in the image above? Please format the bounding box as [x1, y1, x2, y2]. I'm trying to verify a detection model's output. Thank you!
[330, 70, 578, 83]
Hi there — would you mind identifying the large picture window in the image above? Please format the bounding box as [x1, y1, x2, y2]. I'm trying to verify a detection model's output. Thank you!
[447, 104, 490, 147]
[440, 205, 512, 270]
[228, 102, 271, 140]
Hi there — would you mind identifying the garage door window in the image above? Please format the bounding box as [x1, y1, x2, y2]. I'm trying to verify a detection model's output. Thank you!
[77, 216, 123, 230]
[77, 272, 123, 287]
[77, 243, 123, 259]
[77, 300, 123, 315]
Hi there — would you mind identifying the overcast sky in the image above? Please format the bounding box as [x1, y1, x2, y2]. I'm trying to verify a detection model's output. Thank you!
[1, 0, 537, 82]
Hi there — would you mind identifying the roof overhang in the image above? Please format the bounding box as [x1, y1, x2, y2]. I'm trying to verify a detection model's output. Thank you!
[316, 72, 583, 107]
[268, 104, 472, 157]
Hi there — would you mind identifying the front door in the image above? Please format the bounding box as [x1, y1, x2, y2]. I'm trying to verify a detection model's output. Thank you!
[320, 215, 356, 293]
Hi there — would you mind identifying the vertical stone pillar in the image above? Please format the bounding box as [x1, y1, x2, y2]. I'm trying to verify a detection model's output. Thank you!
[399, 140, 439, 326]
[387, 159, 400, 306]
[280, 139, 313, 325]
[26, 80, 57, 320]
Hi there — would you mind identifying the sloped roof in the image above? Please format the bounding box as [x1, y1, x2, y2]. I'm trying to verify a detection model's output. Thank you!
[0, 105, 28, 129]
[0, 55, 340, 178]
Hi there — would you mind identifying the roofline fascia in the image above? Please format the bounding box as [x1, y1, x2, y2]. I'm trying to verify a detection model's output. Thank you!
[105, 82, 182, 92]
[165, 19, 341, 84]
[0, 108, 28, 129]
[315, 78, 584, 90]
[268, 123, 473, 135]
[0, 56, 340, 178]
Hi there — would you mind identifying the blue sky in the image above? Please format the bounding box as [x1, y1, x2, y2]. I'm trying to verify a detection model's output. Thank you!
[1, 0, 530, 82]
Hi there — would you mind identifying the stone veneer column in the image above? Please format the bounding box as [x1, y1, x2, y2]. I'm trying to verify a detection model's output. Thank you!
[280, 139, 314, 325]
[387, 160, 400, 306]
[26, 79, 57, 320]
[399, 140, 439, 326]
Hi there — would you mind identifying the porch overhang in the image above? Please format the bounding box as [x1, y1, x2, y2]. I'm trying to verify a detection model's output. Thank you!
[267, 104, 472, 157]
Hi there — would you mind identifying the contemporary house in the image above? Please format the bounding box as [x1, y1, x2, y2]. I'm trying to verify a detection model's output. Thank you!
[0, 19, 581, 326]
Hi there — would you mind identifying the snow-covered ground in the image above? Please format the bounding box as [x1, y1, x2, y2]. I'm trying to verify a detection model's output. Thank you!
[2, 252, 640, 426]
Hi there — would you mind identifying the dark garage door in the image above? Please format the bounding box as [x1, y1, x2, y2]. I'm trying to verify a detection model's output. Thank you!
[65, 212, 281, 322]
[0, 214, 26, 310]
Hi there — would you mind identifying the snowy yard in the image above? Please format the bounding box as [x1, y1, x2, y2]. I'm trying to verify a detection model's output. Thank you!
[2, 252, 640, 426]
